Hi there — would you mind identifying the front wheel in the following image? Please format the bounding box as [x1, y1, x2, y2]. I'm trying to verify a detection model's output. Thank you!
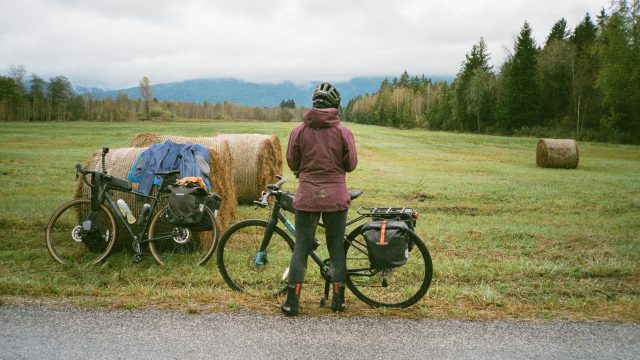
[216, 220, 295, 298]
[345, 225, 433, 308]
[45, 199, 117, 265]
[148, 206, 218, 266]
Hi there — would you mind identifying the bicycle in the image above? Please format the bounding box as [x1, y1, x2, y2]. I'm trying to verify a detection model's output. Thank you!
[45, 147, 219, 266]
[216, 176, 433, 308]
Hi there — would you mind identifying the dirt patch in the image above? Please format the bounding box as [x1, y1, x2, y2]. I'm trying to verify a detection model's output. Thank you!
[405, 193, 436, 202]
[433, 205, 480, 216]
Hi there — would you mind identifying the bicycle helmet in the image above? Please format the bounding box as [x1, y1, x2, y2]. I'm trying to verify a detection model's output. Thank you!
[312, 82, 341, 108]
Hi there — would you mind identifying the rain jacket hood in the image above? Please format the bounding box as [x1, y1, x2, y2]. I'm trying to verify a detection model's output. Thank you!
[303, 108, 340, 128]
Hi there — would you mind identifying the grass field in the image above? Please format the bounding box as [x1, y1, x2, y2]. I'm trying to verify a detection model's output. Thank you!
[0, 121, 638, 321]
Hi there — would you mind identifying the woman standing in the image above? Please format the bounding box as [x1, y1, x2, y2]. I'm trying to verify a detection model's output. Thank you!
[281, 83, 358, 316]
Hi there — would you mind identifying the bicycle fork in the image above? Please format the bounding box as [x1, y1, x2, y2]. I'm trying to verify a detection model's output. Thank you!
[254, 213, 280, 266]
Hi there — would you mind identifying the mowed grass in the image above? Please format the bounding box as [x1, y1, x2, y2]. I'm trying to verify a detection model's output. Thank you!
[0, 121, 638, 321]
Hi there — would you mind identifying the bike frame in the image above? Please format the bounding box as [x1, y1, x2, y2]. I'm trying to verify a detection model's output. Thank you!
[83, 169, 171, 255]
[257, 192, 370, 278]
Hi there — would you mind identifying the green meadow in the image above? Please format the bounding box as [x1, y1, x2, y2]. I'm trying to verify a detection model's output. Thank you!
[0, 121, 638, 321]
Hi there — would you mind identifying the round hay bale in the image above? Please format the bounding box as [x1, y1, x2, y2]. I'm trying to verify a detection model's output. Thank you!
[536, 138, 579, 169]
[74, 147, 148, 247]
[129, 134, 237, 231]
[214, 134, 283, 203]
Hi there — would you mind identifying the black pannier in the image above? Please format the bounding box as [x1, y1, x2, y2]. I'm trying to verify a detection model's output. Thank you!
[166, 183, 220, 230]
[361, 220, 411, 269]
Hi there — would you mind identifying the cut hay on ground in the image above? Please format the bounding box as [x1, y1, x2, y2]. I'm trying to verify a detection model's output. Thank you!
[129, 134, 237, 231]
[536, 138, 580, 169]
[214, 134, 283, 204]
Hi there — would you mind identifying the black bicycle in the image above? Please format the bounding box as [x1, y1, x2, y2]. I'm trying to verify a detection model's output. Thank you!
[45, 147, 219, 266]
[216, 176, 433, 308]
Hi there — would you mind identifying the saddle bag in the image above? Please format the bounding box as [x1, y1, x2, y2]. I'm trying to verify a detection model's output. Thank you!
[361, 220, 410, 269]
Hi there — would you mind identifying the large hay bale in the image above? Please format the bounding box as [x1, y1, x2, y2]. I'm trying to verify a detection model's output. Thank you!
[129, 134, 237, 231]
[536, 138, 579, 169]
[214, 134, 283, 203]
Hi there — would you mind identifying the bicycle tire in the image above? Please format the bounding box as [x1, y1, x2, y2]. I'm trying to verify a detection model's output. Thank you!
[148, 206, 218, 266]
[216, 220, 295, 298]
[345, 225, 433, 308]
[45, 199, 117, 265]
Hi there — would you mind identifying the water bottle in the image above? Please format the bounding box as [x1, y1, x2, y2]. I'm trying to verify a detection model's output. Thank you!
[136, 203, 151, 225]
[117, 199, 136, 224]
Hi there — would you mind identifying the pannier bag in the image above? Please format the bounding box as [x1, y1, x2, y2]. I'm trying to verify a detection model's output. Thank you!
[361, 220, 410, 269]
[166, 182, 220, 230]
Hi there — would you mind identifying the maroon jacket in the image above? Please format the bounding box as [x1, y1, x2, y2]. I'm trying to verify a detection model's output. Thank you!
[287, 108, 358, 212]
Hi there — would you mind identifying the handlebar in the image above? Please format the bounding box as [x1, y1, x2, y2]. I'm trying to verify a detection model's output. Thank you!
[75, 163, 95, 188]
[254, 175, 287, 208]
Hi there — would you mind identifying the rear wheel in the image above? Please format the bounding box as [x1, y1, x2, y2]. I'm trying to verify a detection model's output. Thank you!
[45, 199, 117, 265]
[216, 220, 294, 298]
[345, 225, 432, 308]
[148, 206, 218, 266]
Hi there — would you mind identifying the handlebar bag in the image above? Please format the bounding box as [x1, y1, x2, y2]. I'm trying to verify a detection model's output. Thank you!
[361, 220, 410, 269]
[166, 183, 209, 228]
[279, 191, 295, 213]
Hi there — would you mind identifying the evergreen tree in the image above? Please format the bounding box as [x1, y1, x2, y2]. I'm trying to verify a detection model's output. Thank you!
[597, 0, 640, 140]
[538, 19, 574, 127]
[545, 18, 571, 47]
[399, 70, 410, 87]
[375, 79, 393, 126]
[454, 38, 492, 131]
[498, 21, 540, 129]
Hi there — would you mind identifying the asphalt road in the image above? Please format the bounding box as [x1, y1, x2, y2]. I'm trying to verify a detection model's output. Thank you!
[1, 304, 638, 359]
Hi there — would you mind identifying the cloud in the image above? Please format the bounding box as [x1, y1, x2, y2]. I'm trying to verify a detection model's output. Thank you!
[0, 0, 608, 88]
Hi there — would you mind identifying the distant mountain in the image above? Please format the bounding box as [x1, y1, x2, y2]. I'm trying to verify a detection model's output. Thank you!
[75, 76, 453, 107]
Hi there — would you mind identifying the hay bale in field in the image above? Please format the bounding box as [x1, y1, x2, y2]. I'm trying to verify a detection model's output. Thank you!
[129, 134, 237, 231]
[214, 134, 283, 203]
[536, 138, 580, 169]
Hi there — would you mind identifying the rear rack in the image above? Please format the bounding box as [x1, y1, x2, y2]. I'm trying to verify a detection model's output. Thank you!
[357, 207, 417, 219]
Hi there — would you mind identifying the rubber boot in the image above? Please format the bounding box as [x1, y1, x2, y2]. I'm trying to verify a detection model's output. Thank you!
[280, 283, 302, 316]
[331, 282, 346, 312]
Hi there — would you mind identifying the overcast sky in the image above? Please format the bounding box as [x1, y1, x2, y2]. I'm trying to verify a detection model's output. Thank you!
[1, 0, 609, 89]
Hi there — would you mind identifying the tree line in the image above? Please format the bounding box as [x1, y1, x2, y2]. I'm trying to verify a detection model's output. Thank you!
[0, 70, 304, 123]
[343, 1, 639, 144]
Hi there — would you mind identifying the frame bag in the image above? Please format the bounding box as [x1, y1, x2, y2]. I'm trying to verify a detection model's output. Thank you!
[361, 220, 410, 269]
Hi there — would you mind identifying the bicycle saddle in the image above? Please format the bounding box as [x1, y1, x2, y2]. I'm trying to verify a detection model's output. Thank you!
[349, 190, 363, 200]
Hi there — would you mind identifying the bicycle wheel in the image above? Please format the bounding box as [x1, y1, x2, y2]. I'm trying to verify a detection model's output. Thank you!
[345, 225, 432, 308]
[148, 206, 218, 266]
[216, 220, 295, 298]
[45, 199, 117, 265]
